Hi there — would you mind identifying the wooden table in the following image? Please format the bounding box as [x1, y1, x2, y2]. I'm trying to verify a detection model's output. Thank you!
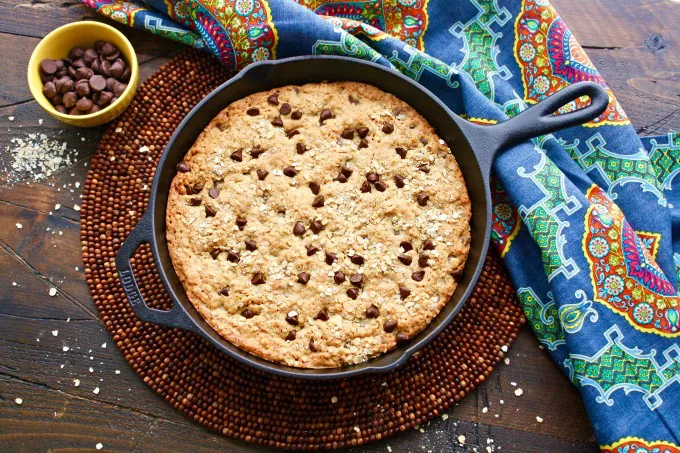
[1, 1, 678, 451]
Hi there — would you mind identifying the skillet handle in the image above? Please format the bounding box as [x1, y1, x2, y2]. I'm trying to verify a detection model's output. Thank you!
[115, 211, 198, 333]
[470, 82, 609, 177]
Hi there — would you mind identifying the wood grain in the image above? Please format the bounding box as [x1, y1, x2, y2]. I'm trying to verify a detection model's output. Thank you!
[1, 0, 677, 451]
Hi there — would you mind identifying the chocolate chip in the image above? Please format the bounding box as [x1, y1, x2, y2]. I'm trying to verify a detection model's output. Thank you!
[236, 218, 247, 230]
[325, 252, 337, 265]
[341, 129, 354, 139]
[418, 164, 430, 173]
[348, 94, 360, 104]
[242, 308, 255, 318]
[395, 147, 407, 159]
[357, 127, 369, 138]
[245, 240, 257, 251]
[280, 103, 291, 115]
[423, 240, 435, 250]
[366, 172, 379, 184]
[97, 91, 113, 106]
[271, 116, 284, 127]
[400, 241, 413, 252]
[72, 58, 86, 69]
[399, 286, 411, 300]
[250, 146, 264, 158]
[285, 330, 296, 341]
[383, 320, 398, 333]
[309, 339, 317, 352]
[360, 181, 371, 193]
[382, 123, 394, 134]
[312, 195, 325, 208]
[334, 271, 346, 284]
[205, 205, 217, 217]
[308, 181, 320, 195]
[100, 60, 111, 77]
[267, 93, 279, 105]
[190, 198, 202, 206]
[350, 273, 364, 287]
[69, 47, 84, 59]
[375, 181, 387, 192]
[76, 97, 93, 112]
[366, 305, 380, 319]
[417, 192, 430, 206]
[88, 104, 100, 114]
[251, 272, 266, 285]
[43, 81, 57, 99]
[286, 312, 299, 325]
[40, 59, 57, 75]
[113, 82, 127, 98]
[101, 42, 118, 56]
[306, 244, 319, 256]
[62, 92, 77, 108]
[346, 288, 359, 299]
[450, 267, 463, 281]
[60, 79, 75, 95]
[297, 272, 310, 284]
[350, 255, 365, 265]
[75, 67, 93, 81]
[396, 333, 409, 344]
[209, 188, 220, 199]
[293, 221, 305, 236]
[296, 143, 307, 154]
[418, 254, 430, 267]
[412, 270, 425, 281]
[83, 48, 98, 65]
[358, 139, 369, 149]
[398, 254, 413, 265]
[210, 249, 221, 259]
[334, 173, 348, 183]
[55, 105, 67, 114]
[186, 183, 204, 195]
[219, 287, 230, 296]
[341, 166, 353, 178]
[256, 169, 269, 180]
[291, 110, 303, 120]
[122, 66, 131, 82]
[314, 308, 329, 321]
[110, 61, 124, 79]
[105, 51, 121, 63]
[420, 137, 429, 145]
[310, 220, 324, 235]
[230, 149, 243, 162]
[285, 129, 300, 138]
[106, 77, 117, 92]
[319, 108, 333, 124]
[74, 80, 90, 97]
[227, 251, 240, 263]
[283, 166, 297, 177]
[394, 175, 405, 188]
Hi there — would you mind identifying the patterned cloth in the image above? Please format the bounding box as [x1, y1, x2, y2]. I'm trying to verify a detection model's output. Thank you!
[82, 0, 680, 448]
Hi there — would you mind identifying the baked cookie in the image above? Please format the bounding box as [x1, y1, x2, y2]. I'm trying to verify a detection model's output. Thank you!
[166, 82, 471, 368]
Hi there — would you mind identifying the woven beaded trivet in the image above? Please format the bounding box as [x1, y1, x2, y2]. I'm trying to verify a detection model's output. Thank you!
[81, 49, 525, 450]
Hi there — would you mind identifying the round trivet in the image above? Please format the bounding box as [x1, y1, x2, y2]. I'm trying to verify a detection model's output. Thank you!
[81, 49, 525, 450]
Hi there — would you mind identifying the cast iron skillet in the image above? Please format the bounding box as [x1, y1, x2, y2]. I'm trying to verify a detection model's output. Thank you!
[115, 56, 608, 379]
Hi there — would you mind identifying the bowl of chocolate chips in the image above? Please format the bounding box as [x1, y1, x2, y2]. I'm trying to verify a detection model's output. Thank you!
[27, 21, 138, 127]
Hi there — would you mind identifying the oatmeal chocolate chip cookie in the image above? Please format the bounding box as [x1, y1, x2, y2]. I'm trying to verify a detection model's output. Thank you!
[166, 82, 471, 369]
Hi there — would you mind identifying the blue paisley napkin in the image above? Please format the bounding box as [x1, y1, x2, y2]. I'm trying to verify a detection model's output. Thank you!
[82, 0, 680, 448]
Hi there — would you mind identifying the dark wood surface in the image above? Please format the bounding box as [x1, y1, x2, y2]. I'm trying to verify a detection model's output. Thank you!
[0, 1, 677, 451]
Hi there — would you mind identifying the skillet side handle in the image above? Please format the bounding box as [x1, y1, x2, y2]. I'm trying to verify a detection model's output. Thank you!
[115, 211, 198, 333]
[467, 82, 609, 180]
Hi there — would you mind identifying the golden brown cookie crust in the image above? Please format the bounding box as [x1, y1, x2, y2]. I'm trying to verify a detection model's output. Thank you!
[166, 82, 471, 368]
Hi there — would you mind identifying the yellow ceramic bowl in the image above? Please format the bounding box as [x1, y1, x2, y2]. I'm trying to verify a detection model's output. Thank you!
[27, 21, 139, 127]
